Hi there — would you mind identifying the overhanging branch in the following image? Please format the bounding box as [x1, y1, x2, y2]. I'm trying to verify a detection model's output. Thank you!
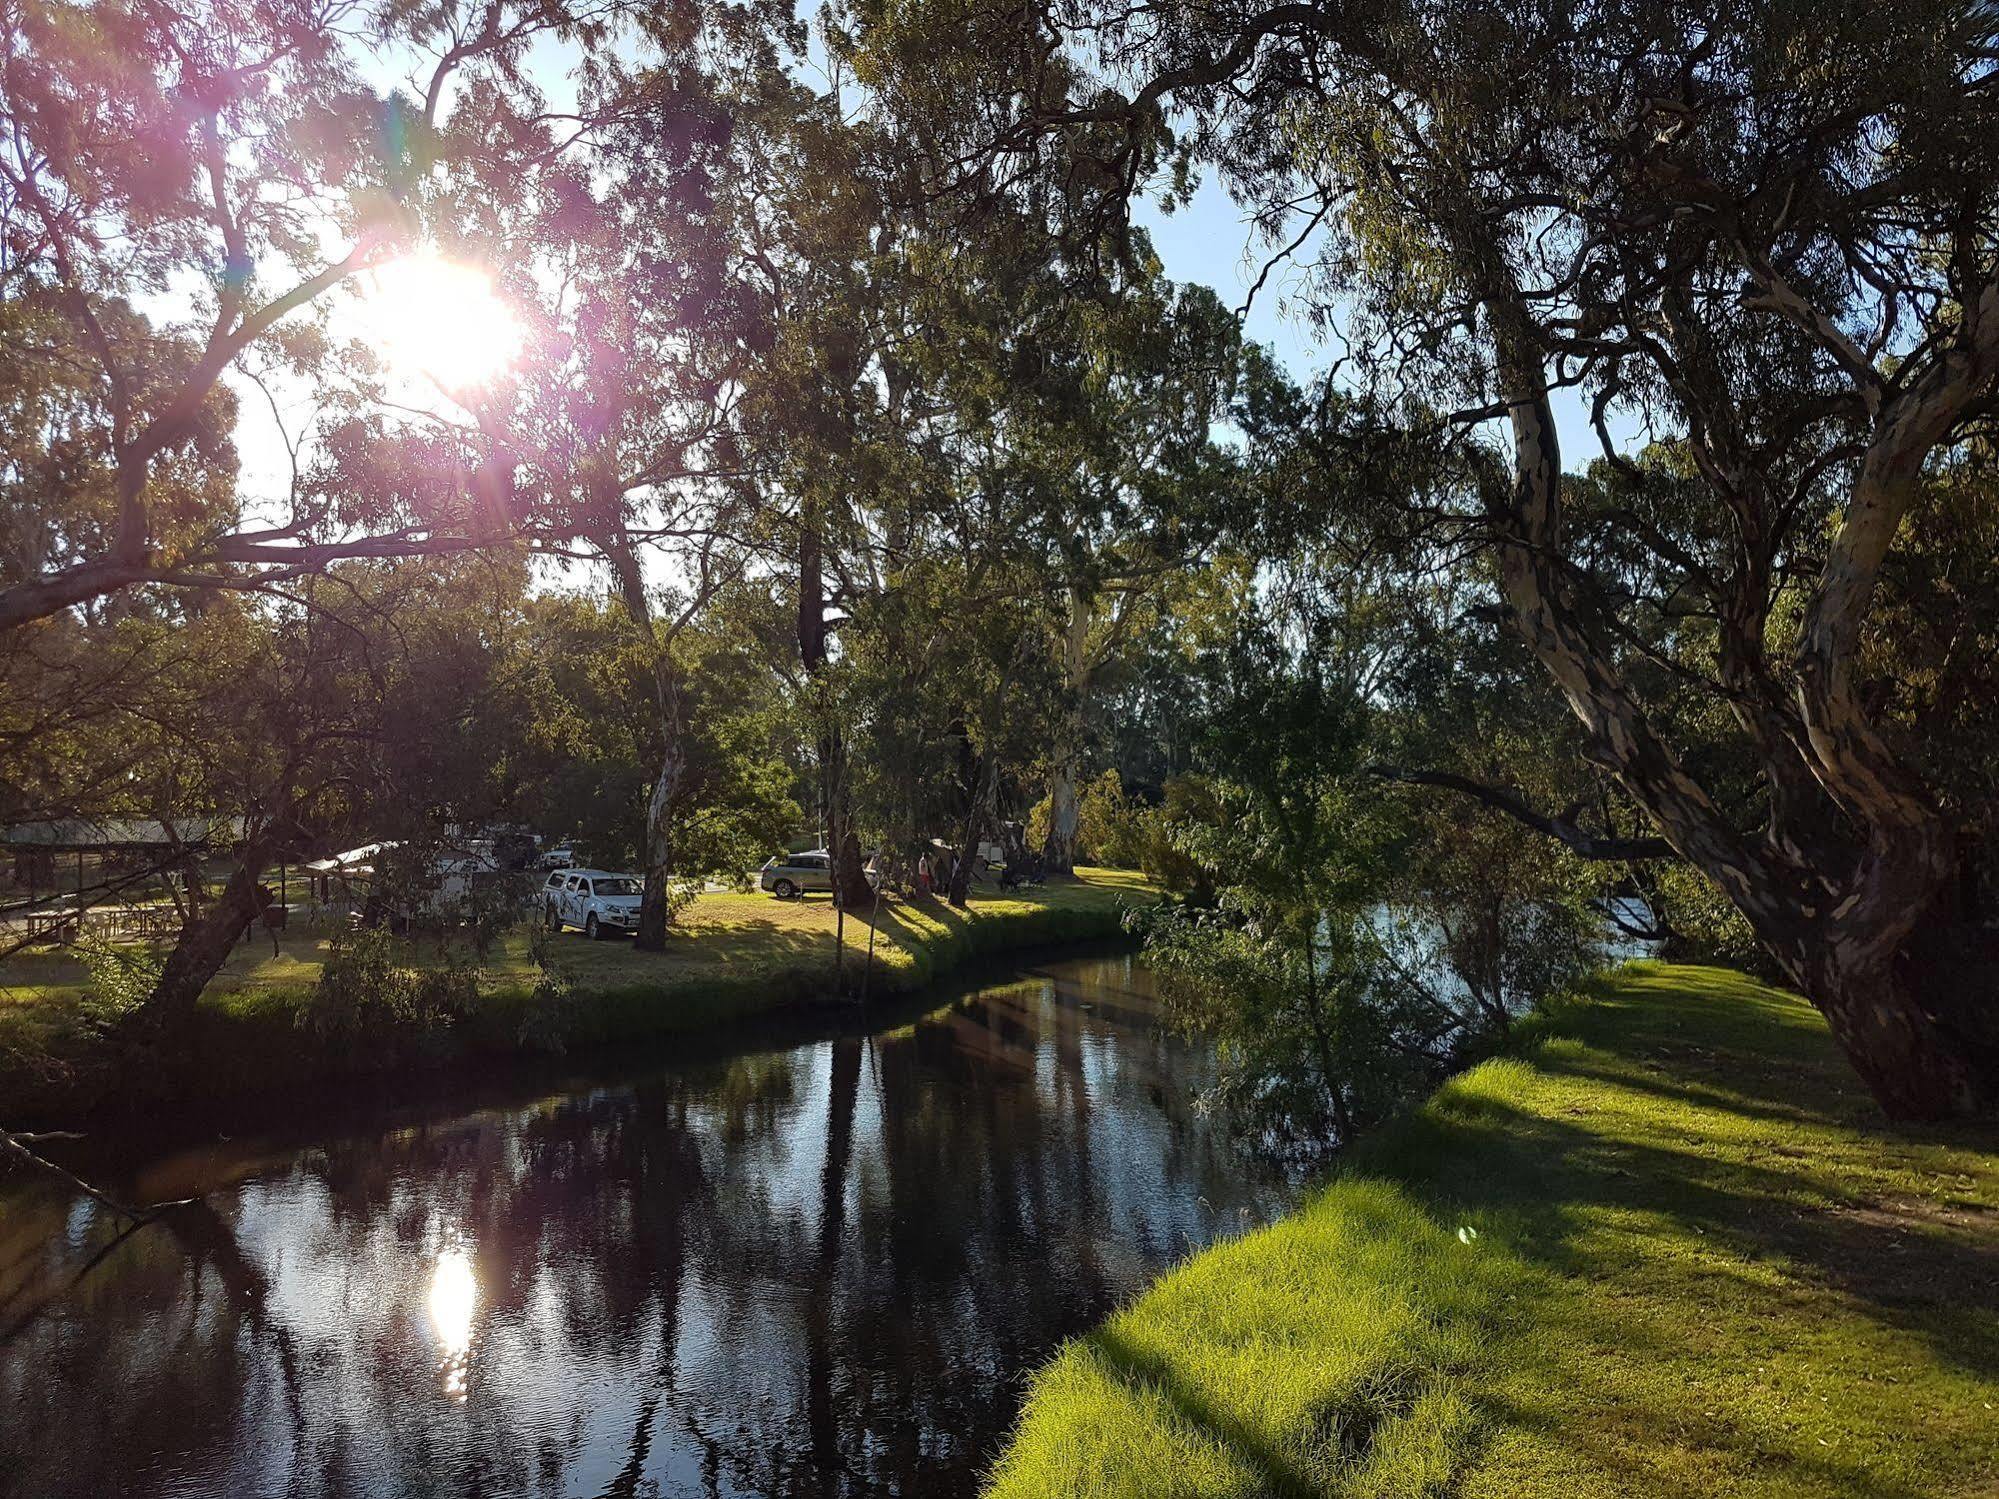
[1368, 764, 1678, 861]
[1, 1125, 199, 1225]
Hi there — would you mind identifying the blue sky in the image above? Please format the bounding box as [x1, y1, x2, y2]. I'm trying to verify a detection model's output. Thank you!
[1135, 180, 1322, 376]
[1135, 178, 1646, 472]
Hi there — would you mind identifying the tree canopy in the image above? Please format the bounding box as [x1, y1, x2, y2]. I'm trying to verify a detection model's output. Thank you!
[841, 0, 1999, 1119]
[4, 0, 1997, 1125]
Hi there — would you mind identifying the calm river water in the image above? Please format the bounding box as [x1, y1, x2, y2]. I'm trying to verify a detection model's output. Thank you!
[0, 951, 1283, 1498]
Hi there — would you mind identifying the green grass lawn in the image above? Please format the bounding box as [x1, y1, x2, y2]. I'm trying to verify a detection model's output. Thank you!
[0, 867, 1154, 1118]
[989, 962, 1999, 1499]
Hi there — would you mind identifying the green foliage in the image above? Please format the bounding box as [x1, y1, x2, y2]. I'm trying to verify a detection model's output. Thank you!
[1651, 861, 1769, 974]
[1139, 775, 1225, 901]
[73, 936, 165, 1032]
[0, 0, 1254, 1019]
[1384, 807, 1610, 1032]
[1140, 903, 1440, 1162]
[459, 873, 535, 958]
[297, 926, 478, 1054]
[6, 0, 1991, 1130]
[503, 591, 802, 878]
[1086, 772, 1152, 869]
[1135, 611, 1606, 1160]
[1029, 769, 1150, 868]
[837, 0, 1999, 1114]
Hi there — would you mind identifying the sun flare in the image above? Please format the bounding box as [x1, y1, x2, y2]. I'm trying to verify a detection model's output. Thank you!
[363, 253, 522, 393]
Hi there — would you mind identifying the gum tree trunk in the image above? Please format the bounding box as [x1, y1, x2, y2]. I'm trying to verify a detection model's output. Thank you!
[798, 503, 873, 911]
[136, 825, 284, 1039]
[1474, 267, 1997, 1120]
[949, 752, 1002, 907]
[601, 524, 687, 953]
[635, 696, 685, 951]
[816, 731, 872, 913]
[1042, 743, 1080, 875]
[1042, 586, 1093, 876]
[1751, 856, 1999, 1120]
[1808, 957, 1991, 1120]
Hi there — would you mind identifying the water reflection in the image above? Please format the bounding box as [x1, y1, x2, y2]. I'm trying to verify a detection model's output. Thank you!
[430, 1243, 477, 1401]
[0, 953, 1283, 1498]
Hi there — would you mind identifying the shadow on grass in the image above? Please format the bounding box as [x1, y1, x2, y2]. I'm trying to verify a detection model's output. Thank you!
[1091, 1325, 1325, 1499]
[1014, 964, 1999, 1498]
[1422, 1089, 1999, 1378]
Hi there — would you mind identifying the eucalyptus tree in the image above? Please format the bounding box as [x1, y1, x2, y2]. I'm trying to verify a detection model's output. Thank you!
[876, 272, 1165, 894]
[0, 0, 697, 997]
[1022, 280, 1249, 872]
[866, 0, 1999, 1117]
[720, 66, 1128, 903]
[137, 555, 537, 1032]
[467, 89, 756, 949]
[724, 76, 910, 911]
[309, 5, 807, 947]
[491, 590, 800, 881]
[0, 0, 629, 633]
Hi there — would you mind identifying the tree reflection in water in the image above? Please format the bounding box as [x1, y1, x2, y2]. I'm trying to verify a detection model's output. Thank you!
[0, 953, 1282, 1498]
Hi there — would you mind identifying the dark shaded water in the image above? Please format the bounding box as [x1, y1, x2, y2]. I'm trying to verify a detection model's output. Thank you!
[0, 953, 1283, 1498]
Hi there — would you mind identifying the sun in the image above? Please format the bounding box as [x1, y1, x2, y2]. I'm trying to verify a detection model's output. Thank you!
[362, 253, 522, 394]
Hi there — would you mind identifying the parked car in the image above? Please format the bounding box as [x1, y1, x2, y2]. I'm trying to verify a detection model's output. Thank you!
[757, 850, 881, 899]
[539, 868, 644, 938]
[536, 843, 577, 871]
[758, 851, 828, 899]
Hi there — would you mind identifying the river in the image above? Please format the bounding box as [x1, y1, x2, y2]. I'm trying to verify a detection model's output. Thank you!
[0, 951, 1284, 1498]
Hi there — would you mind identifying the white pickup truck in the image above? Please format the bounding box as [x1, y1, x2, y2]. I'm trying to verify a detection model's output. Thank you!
[538, 868, 644, 938]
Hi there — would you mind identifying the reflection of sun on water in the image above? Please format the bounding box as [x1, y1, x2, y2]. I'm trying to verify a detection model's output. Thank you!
[428, 1244, 477, 1401]
[363, 253, 522, 393]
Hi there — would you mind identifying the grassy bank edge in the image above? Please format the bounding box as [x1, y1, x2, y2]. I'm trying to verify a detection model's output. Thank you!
[2, 869, 1152, 1123]
[985, 961, 1999, 1499]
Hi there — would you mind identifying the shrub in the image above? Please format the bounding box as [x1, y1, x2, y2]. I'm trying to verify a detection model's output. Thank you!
[1137, 775, 1223, 902]
[298, 926, 477, 1056]
[1028, 768, 1149, 867]
[513, 926, 580, 1054]
[1081, 770, 1150, 869]
[74, 936, 165, 1032]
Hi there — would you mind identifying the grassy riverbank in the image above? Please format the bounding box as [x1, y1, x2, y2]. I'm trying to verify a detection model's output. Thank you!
[0, 867, 1152, 1120]
[990, 962, 1999, 1499]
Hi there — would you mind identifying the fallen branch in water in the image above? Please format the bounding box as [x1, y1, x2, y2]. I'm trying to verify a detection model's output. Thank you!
[0, 1123, 200, 1224]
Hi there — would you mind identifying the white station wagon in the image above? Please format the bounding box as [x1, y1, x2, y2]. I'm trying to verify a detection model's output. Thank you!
[540, 868, 644, 938]
[758, 849, 882, 899]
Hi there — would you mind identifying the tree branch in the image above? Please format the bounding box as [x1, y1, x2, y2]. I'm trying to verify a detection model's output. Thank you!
[1367, 764, 1678, 861]
[0, 1125, 199, 1225]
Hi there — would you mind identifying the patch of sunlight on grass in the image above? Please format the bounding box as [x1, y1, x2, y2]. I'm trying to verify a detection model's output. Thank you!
[988, 960, 1999, 1499]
